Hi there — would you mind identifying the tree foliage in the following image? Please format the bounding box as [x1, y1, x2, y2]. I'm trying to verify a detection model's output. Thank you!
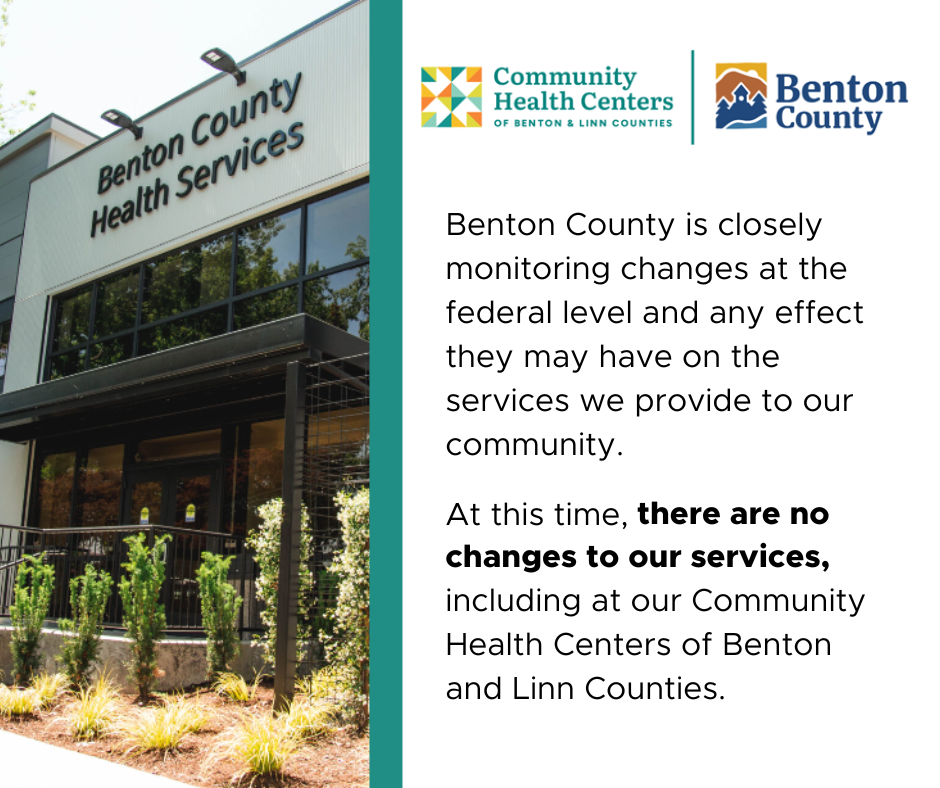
[10, 553, 54, 684]
[196, 552, 243, 678]
[246, 499, 314, 667]
[58, 564, 114, 689]
[0, 0, 37, 139]
[323, 488, 369, 730]
[119, 534, 169, 697]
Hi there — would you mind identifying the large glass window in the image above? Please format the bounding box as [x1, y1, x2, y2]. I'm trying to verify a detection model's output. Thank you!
[137, 305, 228, 356]
[94, 269, 139, 338]
[53, 287, 92, 352]
[77, 445, 124, 528]
[224, 419, 284, 537]
[45, 181, 369, 381]
[306, 184, 369, 272]
[36, 451, 76, 529]
[304, 267, 370, 340]
[142, 236, 232, 323]
[236, 208, 301, 294]
[137, 429, 222, 462]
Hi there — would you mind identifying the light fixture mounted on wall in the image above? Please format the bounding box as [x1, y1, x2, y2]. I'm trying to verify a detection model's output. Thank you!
[201, 48, 246, 85]
[100, 110, 143, 140]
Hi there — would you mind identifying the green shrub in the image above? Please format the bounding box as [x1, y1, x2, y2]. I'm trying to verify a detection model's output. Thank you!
[58, 564, 113, 689]
[246, 499, 313, 667]
[323, 488, 370, 731]
[118, 533, 169, 697]
[195, 552, 243, 678]
[10, 553, 54, 685]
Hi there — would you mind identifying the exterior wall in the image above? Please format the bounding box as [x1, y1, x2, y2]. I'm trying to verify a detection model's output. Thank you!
[7, 0, 369, 394]
[0, 139, 51, 301]
[0, 442, 28, 531]
[0, 626, 268, 692]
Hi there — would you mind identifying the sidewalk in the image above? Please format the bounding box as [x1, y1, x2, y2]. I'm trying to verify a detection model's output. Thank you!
[0, 730, 190, 787]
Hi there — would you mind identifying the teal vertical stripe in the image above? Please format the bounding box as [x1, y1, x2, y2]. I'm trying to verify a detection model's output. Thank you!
[691, 50, 695, 145]
[370, 0, 403, 786]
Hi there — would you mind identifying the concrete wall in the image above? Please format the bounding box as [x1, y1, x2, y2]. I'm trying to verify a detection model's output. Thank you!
[0, 441, 28, 530]
[0, 626, 268, 693]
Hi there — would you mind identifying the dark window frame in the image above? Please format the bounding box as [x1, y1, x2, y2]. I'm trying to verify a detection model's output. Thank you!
[44, 178, 369, 381]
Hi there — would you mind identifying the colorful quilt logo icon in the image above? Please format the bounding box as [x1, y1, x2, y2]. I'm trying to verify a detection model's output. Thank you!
[716, 63, 767, 129]
[421, 67, 483, 128]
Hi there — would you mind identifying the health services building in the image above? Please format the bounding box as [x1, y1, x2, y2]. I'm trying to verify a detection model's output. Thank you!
[0, 0, 370, 642]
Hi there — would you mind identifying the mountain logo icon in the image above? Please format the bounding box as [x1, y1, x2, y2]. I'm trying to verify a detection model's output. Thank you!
[716, 63, 767, 129]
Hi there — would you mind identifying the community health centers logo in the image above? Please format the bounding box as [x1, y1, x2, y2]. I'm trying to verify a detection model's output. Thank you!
[716, 62, 767, 129]
[421, 67, 483, 127]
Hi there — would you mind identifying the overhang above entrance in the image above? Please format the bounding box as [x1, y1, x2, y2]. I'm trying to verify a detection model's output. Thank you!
[0, 314, 368, 443]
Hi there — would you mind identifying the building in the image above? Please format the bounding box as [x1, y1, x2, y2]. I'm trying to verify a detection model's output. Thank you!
[0, 0, 370, 667]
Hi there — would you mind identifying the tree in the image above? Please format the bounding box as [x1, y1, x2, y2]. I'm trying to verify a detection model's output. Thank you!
[0, 1, 37, 139]
[10, 554, 54, 684]
[196, 552, 243, 678]
[716, 97, 732, 129]
[323, 488, 370, 731]
[57, 564, 113, 689]
[119, 533, 170, 697]
[751, 92, 767, 116]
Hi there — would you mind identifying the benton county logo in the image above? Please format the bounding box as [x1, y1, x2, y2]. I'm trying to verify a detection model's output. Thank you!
[421, 67, 483, 128]
[716, 62, 767, 129]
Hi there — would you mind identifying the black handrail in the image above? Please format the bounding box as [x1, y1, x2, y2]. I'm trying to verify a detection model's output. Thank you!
[0, 522, 261, 636]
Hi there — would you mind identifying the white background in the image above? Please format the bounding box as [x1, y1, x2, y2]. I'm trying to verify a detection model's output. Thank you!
[402, 2, 937, 785]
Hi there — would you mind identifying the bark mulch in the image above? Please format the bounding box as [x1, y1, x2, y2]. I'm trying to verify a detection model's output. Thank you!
[0, 684, 368, 787]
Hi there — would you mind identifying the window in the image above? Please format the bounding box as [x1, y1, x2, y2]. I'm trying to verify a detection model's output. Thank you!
[36, 451, 77, 528]
[304, 267, 369, 339]
[142, 236, 232, 323]
[78, 445, 124, 528]
[237, 208, 301, 294]
[223, 419, 284, 538]
[306, 183, 369, 271]
[45, 181, 369, 381]
[136, 429, 222, 462]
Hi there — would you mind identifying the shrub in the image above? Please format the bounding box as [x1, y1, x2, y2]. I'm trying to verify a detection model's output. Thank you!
[213, 712, 300, 780]
[296, 666, 347, 704]
[30, 672, 67, 708]
[246, 499, 313, 667]
[0, 684, 40, 717]
[323, 488, 370, 731]
[66, 673, 120, 739]
[9, 553, 55, 685]
[279, 698, 337, 740]
[118, 533, 170, 697]
[117, 695, 208, 754]
[195, 552, 243, 678]
[213, 671, 264, 703]
[58, 564, 113, 689]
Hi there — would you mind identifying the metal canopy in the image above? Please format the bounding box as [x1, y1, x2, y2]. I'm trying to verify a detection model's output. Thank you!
[0, 314, 368, 443]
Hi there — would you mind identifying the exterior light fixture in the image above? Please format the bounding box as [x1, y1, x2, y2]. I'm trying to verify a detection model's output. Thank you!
[101, 110, 143, 140]
[200, 48, 246, 85]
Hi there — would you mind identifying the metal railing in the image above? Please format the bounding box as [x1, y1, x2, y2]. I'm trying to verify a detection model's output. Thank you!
[0, 524, 262, 637]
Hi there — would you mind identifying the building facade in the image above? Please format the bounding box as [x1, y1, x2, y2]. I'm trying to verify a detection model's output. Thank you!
[0, 0, 369, 648]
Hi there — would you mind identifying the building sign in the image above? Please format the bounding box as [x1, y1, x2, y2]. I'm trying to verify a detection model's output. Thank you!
[91, 73, 305, 239]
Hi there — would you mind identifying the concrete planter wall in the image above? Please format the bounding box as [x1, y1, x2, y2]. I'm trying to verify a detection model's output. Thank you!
[0, 626, 267, 692]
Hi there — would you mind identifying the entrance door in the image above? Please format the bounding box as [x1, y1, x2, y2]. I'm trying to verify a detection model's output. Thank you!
[122, 461, 221, 628]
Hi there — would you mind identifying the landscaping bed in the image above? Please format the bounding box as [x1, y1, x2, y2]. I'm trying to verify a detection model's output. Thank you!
[0, 681, 368, 787]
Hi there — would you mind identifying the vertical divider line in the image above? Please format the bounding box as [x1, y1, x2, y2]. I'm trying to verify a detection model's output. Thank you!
[370, 0, 404, 786]
[691, 50, 696, 145]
